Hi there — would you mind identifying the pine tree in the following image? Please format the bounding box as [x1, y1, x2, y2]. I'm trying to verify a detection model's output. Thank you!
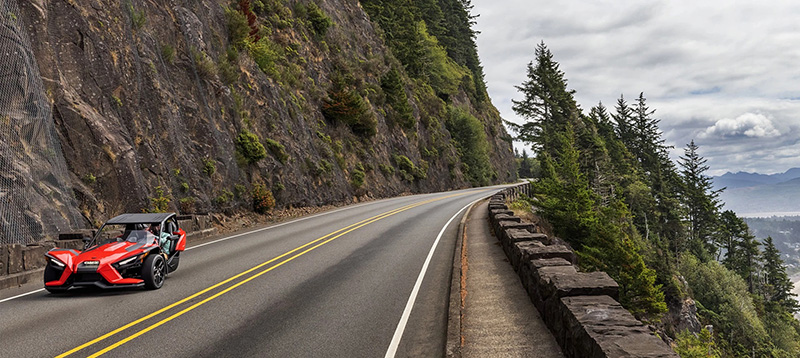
[730, 231, 761, 293]
[678, 140, 722, 261]
[518, 149, 532, 178]
[762, 236, 799, 312]
[534, 124, 598, 248]
[718, 210, 748, 264]
[509, 42, 580, 157]
[612, 94, 635, 150]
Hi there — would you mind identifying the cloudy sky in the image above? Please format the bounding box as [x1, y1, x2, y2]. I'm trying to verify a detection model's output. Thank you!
[472, 1, 800, 175]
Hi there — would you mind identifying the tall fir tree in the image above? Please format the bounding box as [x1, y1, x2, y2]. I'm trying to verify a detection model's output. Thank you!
[678, 140, 722, 261]
[762, 236, 799, 312]
[718, 210, 748, 264]
[509, 42, 580, 157]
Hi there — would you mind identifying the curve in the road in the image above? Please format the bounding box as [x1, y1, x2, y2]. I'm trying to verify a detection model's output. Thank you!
[60, 190, 478, 358]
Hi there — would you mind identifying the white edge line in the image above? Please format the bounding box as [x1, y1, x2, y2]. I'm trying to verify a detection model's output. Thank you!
[0, 288, 45, 304]
[384, 196, 485, 358]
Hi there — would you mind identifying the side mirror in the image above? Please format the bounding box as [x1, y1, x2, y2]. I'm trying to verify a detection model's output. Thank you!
[82, 236, 92, 249]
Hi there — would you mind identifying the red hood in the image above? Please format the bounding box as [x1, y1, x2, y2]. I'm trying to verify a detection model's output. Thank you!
[75, 241, 156, 267]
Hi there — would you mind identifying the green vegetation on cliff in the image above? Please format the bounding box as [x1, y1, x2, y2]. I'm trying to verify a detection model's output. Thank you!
[510, 42, 800, 357]
[28, 0, 515, 226]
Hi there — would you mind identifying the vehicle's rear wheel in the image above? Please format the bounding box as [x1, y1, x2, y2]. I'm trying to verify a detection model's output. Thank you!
[167, 252, 180, 273]
[143, 254, 166, 290]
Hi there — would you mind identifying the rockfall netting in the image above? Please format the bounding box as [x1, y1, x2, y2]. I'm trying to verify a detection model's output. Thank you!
[0, 1, 82, 244]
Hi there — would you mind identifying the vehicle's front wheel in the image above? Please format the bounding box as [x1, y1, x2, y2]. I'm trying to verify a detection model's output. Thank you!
[143, 254, 166, 290]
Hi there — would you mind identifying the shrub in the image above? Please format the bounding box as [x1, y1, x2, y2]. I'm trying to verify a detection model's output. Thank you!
[394, 154, 425, 181]
[226, 6, 250, 47]
[379, 163, 394, 176]
[128, 1, 146, 30]
[394, 154, 414, 173]
[149, 186, 170, 213]
[218, 57, 239, 85]
[236, 129, 268, 164]
[322, 88, 376, 137]
[305, 157, 333, 176]
[161, 44, 176, 64]
[305, 2, 332, 36]
[252, 183, 275, 214]
[678, 254, 768, 354]
[180, 182, 189, 192]
[264, 138, 289, 163]
[202, 158, 216, 176]
[83, 173, 96, 184]
[351, 169, 365, 188]
[215, 189, 234, 206]
[247, 37, 280, 77]
[192, 49, 217, 79]
[381, 68, 414, 129]
[234, 184, 248, 199]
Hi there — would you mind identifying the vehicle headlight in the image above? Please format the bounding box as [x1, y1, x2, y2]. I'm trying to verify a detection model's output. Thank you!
[49, 258, 65, 268]
[113, 255, 142, 268]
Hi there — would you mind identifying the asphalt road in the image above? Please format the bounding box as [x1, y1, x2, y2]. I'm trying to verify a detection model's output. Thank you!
[0, 187, 501, 358]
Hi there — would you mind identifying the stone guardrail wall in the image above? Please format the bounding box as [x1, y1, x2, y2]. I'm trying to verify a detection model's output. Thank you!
[491, 183, 678, 358]
[0, 214, 214, 290]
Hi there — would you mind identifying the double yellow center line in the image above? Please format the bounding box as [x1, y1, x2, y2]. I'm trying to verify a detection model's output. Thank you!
[59, 192, 469, 357]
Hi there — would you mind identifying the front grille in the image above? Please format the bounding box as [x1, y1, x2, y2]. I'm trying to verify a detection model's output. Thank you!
[73, 273, 103, 283]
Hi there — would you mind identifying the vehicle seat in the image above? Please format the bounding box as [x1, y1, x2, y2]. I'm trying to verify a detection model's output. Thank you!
[165, 222, 176, 235]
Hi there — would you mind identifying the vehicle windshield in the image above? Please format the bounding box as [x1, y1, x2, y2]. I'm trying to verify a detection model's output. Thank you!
[92, 223, 160, 246]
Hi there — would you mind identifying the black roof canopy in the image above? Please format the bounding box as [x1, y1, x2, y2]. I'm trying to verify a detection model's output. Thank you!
[105, 213, 175, 225]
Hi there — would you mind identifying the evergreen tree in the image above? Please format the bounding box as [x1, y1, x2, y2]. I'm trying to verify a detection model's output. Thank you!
[612, 94, 635, 149]
[678, 140, 722, 261]
[718, 210, 748, 264]
[534, 124, 598, 248]
[762, 236, 799, 312]
[518, 149, 532, 178]
[729, 231, 761, 293]
[513, 49, 667, 319]
[509, 42, 580, 158]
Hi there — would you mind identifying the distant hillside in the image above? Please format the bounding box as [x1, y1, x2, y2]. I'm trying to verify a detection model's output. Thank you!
[714, 168, 800, 216]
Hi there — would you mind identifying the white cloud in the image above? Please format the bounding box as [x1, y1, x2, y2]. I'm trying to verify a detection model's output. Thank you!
[699, 113, 781, 138]
[472, 0, 800, 175]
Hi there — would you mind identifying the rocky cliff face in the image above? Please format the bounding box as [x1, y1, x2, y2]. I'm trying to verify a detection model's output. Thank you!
[6, 0, 514, 239]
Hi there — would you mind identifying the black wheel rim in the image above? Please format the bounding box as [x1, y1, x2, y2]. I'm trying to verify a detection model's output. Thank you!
[154, 258, 165, 286]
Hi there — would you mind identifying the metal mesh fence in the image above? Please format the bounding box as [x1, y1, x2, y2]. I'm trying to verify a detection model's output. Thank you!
[0, 0, 82, 245]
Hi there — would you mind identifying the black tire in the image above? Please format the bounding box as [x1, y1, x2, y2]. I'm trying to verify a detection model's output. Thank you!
[167, 252, 180, 273]
[143, 254, 166, 290]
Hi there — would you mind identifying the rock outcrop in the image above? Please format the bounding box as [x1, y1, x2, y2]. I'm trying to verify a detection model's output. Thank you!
[3, 0, 515, 244]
